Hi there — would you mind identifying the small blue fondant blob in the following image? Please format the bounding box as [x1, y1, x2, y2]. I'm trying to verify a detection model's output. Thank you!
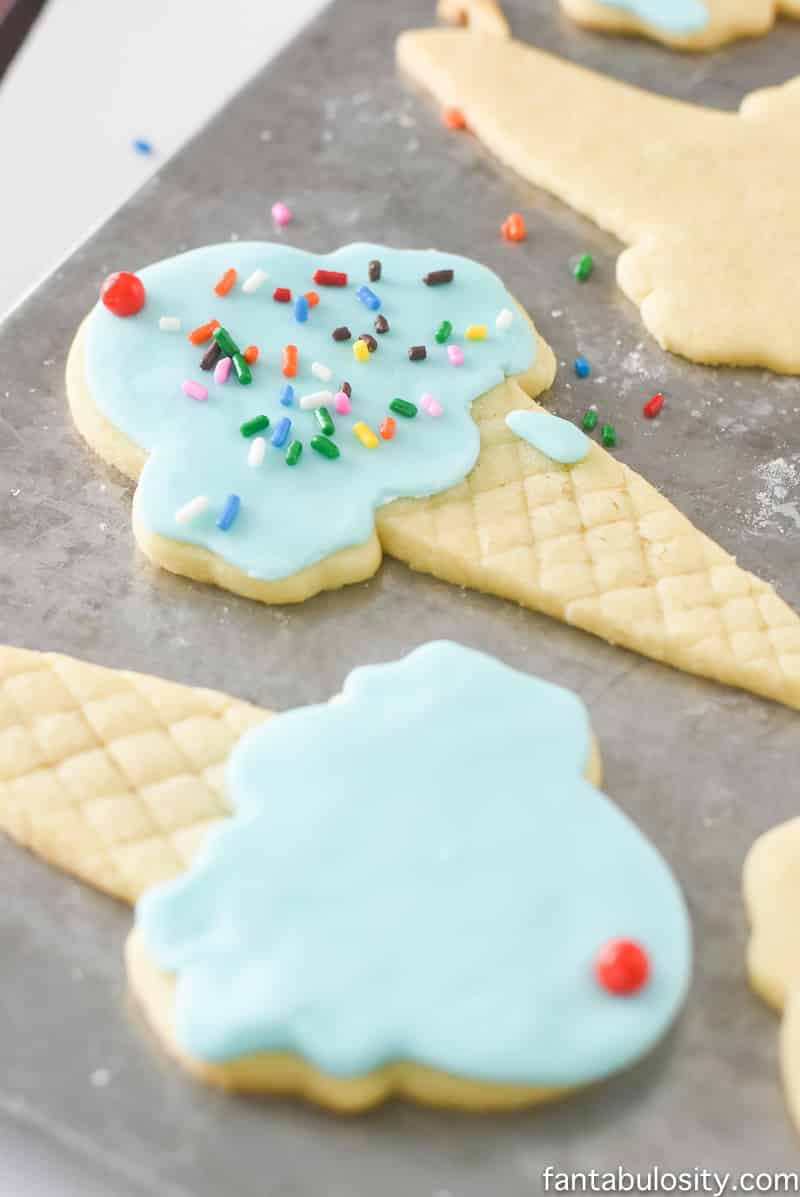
[506, 409, 589, 465]
[596, 0, 707, 33]
[132, 137, 153, 155]
[574, 355, 591, 379]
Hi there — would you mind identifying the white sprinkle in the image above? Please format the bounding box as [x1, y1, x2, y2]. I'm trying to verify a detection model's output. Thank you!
[242, 268, 268, 294]
[159, 316, 181, 332]
[248, 437, 266, 468]
[300, 390, 334, 410]
[90, 1069, 111, 1088]
[495, 308, 514, 331]
[311, 361, 332, 382]
[175, 495, 210, 524]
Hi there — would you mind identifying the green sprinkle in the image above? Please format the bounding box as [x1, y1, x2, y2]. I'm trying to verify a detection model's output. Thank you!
[240, 414, 268, 438]
[601, 423, 617, 448]
[582, 408, 598, 432]
[212, 325, 240, 357]
[310, 435, 340, 460]
[435, 320, 452, 344]
[315, 406, 335, 437]
[389, 398, 418, 419]
[232, 352, 252, 385]
[240, 414, 269, 438]
[285, 439, 303, 467]
[574, 253, 593, 283]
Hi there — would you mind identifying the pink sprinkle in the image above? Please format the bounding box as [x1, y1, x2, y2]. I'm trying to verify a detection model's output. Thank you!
[421, 392, 443, 418]
[333, 391, 351, 415]
[447, 345, 464, 367]
[272, 201, 292, 226]
[182, 379, 208, 401]
[214, 356, 232, 384]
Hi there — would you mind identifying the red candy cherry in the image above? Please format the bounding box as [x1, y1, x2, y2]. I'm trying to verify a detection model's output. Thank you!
[100, 271, 145, 317]
[594, 938, 650, 995]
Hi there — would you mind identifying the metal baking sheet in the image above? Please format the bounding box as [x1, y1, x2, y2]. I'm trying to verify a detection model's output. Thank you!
[1, 1, 799, 1190]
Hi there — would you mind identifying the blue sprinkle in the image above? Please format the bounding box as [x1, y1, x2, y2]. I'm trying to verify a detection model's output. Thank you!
[355, 285, 381, 311]
[574, 355, 591, 379]
[132, 137, 153, 155]
[279, 383, 294, 407]
[216, 494, 241, 532]
[294, 295, 309, 323]
[271, 417, 292, 448]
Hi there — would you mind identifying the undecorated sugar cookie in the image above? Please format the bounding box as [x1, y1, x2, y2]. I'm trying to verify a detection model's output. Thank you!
[744, 818, 800, 1133]
[396, 27, 800, 373]
[128, 642, 692, 1111]
[559, 0, 800, 51]
[68, 242, 800, 710]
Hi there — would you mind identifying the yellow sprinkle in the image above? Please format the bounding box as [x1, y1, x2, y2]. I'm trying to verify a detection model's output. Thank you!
[353, 421, 378, 449]
[465, 324, 488, 341]
[353, 339, 370, 362]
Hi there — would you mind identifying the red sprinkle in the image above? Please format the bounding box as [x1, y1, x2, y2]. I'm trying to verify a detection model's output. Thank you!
[441, 106, 467, 130]
[214, 267, 237, 296]
[243, 345, 259, 365]
[501, 212, 527, 243]
[313, 269, 348, 287]
[187, 319, 220, 346]
[379, 416, 396, 441]
[100, 271, 146, 317]
[273, 287, 292, 303]
[305, 290, 320, 308]
[594, 939, 650, 995]
[643, 392, 665, 419]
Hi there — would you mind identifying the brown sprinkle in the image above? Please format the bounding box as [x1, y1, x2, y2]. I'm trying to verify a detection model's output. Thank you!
[422, 268, 454, 286]
[368, 259, 382, 282]
[408, 345, 427, 361]
[332, 326, 351, 341]
[340, 380, 352, 397]
[374, 314, 389, 334]
[358, 333, 378, 353]
[200, 342, 223, 371]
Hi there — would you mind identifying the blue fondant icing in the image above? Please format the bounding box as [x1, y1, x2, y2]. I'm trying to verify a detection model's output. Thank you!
[137, 642, 692, 1086]
[506, 409, 589, 464]
[84, 243, 536, 580]
[596, 0, 707, 32]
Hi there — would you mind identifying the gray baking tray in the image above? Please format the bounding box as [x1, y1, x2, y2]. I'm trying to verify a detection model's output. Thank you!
[1, 1, 799, 1191]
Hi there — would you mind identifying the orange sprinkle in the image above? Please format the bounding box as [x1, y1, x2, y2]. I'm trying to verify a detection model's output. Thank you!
[214, 267, 237, 296]
[379, 416, 396, 441]
[243, 345, 259, 364]
[501, 212, 526, 243]
[304, 290, 320, 308]
[441, 106, 466, 130]
[282, 344, 298, 378]
[187, 319, 220, 346]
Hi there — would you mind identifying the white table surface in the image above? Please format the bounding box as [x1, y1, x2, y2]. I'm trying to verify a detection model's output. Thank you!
[0, 0, 330, 320]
